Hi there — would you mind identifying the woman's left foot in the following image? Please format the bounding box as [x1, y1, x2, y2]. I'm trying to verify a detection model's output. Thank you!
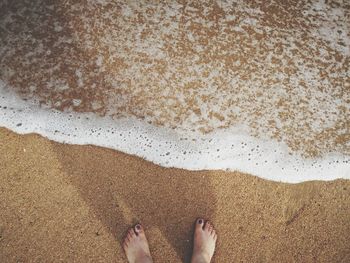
[122, 224, 153, 263]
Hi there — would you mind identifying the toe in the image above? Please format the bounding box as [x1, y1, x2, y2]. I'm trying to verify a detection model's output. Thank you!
[204, 221, 212, 231]
[128, 229, 135, 238]
[123, 236, 130, 248]
[196, 218, 205, 230]
[134, 223, 144, 236]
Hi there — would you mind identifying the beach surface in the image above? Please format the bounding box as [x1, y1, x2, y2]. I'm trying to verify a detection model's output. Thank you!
[1, 127, 349, 263]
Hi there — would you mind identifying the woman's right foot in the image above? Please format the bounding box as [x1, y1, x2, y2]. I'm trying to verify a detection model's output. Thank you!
[191, 218, 217, 263]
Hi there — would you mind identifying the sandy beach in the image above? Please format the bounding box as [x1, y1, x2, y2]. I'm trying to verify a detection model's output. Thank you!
[0, 1, 349, 262]
[1, 127, 349, 262]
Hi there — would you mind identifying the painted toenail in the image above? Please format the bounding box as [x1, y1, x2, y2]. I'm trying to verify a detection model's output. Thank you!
[136, 224, 141, 230]
[198, 219, 203, 224]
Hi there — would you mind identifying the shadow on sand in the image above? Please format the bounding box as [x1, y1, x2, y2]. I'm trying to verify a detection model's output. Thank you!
[52, 142, 217, 262]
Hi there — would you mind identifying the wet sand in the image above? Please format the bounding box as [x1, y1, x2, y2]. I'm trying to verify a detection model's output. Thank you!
[0, 127, 349, 263]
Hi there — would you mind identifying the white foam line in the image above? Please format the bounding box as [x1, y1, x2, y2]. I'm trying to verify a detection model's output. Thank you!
[0, 81, 349, 183]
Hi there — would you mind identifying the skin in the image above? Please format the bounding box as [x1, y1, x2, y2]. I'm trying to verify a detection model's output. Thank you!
[122, 218, 217, 263]
[191, 218, 217, 263]
[122, 224, 153, 263]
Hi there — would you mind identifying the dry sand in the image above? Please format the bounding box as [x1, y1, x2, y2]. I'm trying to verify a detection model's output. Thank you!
[0, 127, 349, 263]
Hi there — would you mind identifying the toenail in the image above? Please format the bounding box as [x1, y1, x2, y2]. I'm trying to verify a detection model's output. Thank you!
[198, 219, 203, 224]
[136, 224, 141, 230]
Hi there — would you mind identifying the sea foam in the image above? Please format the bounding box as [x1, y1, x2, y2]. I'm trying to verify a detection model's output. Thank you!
[0, 0, 349, 183]
[1, 80, 349, 183]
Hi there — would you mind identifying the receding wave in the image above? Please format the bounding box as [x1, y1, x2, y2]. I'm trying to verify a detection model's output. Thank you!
[0, 0, 349, 182]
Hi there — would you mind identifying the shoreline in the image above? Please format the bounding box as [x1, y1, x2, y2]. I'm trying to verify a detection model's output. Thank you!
[1, 85, 349, 183]
[1, 127, 349, 262]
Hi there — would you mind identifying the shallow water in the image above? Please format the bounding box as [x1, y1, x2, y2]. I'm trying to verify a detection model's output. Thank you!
[0, 0, 349, 182]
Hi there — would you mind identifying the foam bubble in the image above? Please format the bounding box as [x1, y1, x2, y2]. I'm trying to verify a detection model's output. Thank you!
[1, 0, 349, 158]
[0, 81, 349, 183]
[0, 0, 349, 183]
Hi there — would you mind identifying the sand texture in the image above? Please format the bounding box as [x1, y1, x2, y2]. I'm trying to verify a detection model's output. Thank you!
[0, 127, 349, 263]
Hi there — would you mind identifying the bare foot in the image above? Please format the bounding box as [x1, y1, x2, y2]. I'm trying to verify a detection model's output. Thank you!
[191, 218, 217, 263]
[122, 224, 153, 263]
